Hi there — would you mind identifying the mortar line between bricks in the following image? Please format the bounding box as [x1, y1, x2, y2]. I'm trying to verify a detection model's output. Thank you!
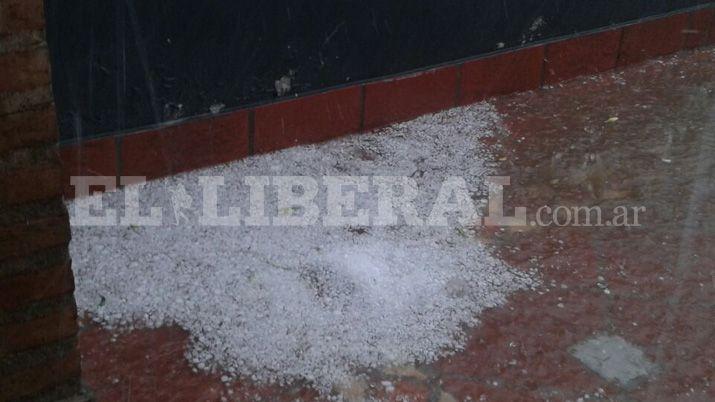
[0, 293, 77, 326]
[114, 135, 122, 189]
[247, 110, 256, 156]
[539, 45, 548, 87]
[0, 334, 80, 366]
[359, 85, 366, 132]
[615, 27, 626, 66]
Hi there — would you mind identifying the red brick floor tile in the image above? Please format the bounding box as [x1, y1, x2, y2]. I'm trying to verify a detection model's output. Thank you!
[441, 378, 536, 402]
[79, 322, 322, 402]
[80, 324, 223, 401]
[367, 379, 430, 402]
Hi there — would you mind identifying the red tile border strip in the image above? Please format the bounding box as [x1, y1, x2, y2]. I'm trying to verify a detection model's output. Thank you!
[618, 13, 690, 66]
[685, 8, 715, 48]
[118, 127, 172, 181]
[459, 45, 545, 104]
[59, 136, 117, 199]
[544, 30, 622, 85]
[254, 86, 362, 154]
[168, 111, 249, 174]
[59, 7, 715, 194]
[363, 66, 459, 130]
[119, 111, 249, 181]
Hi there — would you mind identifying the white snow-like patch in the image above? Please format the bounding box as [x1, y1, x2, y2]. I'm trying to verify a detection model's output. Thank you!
[69, 102, 536, 392]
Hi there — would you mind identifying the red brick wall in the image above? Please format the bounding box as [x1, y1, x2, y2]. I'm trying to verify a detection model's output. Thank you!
[0, 0, 85, 400]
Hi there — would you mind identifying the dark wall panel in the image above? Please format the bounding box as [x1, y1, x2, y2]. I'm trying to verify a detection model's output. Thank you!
[46, 0, 713, 141]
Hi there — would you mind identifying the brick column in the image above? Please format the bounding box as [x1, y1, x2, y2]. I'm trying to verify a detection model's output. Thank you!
[0, 1, 87, 400]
